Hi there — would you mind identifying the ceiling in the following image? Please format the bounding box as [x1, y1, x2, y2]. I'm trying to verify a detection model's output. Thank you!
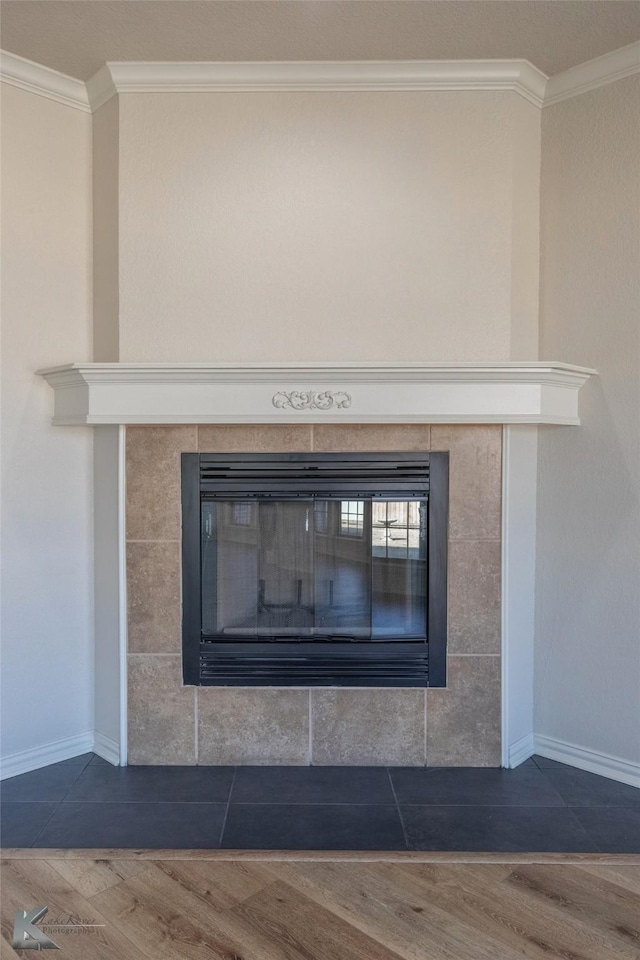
[2, 1, 639, 81]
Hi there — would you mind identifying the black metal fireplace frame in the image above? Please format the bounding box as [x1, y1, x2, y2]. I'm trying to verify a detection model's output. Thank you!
[181, 451, 448, 688]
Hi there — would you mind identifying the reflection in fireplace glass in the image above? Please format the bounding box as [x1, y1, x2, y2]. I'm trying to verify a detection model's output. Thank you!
[340, 500, 364, 537]
[201, 499, 427, 641]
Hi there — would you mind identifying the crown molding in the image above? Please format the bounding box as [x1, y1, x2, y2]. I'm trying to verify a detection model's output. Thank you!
[0, 49, 90, 112]
[4, 43, 637, 115]
[37, 361, 596, 427]
[88, 59, 547, 106]
[86, 63, 117, 112]
[544, 40, 640, 107]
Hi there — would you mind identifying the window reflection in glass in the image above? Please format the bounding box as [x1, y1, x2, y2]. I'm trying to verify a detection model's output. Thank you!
[372, 501, 421, 559]
[340, 500, 364, 537]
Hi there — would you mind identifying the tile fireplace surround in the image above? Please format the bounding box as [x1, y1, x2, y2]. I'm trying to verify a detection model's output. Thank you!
[39, 359, 593, 770]
[126, 423, 502, 767]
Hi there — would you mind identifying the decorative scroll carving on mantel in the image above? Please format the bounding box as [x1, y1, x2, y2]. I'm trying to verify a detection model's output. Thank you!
[272, 390, 352, 411]
[36, 362, 597, 426]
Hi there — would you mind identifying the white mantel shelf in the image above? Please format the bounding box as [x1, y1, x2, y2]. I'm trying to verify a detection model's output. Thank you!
[37, 362, 596, 426]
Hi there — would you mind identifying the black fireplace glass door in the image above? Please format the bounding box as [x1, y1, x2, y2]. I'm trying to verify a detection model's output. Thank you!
[201, 498, 427, 641]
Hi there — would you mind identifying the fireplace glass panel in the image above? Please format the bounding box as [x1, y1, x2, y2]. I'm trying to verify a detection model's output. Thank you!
[201, 498, 427, 641]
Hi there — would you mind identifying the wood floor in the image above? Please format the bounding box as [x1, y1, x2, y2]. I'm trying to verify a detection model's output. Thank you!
[2, 853, 639, 959]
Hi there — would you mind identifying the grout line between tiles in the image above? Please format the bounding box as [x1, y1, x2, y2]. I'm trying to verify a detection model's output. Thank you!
[126, 539, 181, 544]
[387, 769, 410, 850]
[126, 653, 181, 657]
[566, 806, 605, 853]
[447, 537, 502, 542]
[194, 688, 199, 764]
[46, 800, 402, 806]
[219, 768, 237, 847]
[12, 799, 601, 807]
[424, 688, 428, 766]
[368, 801, 570, 808]
[29, 801, 62, 848]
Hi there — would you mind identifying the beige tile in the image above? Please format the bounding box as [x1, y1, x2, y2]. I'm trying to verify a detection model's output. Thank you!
[430, 425, 502, 540]
[427, 656, 501, 767]
[311, 689, 425, 766]
[198, 424, 312, 452]
[448, 540, 501, 655]
[198, 688, 310, 765]
[126, 426, 197, 540]
[127, 541, 181, 654]
[128, 656, 195, 764]
[313, 424, 431, 452]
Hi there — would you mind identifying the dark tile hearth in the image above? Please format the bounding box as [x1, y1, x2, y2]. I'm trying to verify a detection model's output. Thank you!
[64, 763, 234, 803]
[0, 761, 93, 802]
[1, 802, 59, 847]
[1, 754, 638, 851]
[540, 766, 640, 808]
[36, 801, 228, 849]
[571, 806, 640, 853]
[390, 765, 565, 807]
[400, 805, 598, 852]
[223, 803, 406, 850]
[232, 765, 395, 805]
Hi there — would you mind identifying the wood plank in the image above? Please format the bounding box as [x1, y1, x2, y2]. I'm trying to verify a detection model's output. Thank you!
[0, 937, 21, 959]
[259, 861, 527, 960]
[0, 859, 150, 960]
[47, 857, 154, 898]
[505, 864, 640, 955]
[226, 878, 407, 960]
[577, 864, 640, 897]
[87, 861, 281, 960]
[152, 859, 271, 911]
[392, 862, 638, 960]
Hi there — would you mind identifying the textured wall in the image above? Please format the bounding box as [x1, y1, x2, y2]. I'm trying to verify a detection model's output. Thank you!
[92, 96, 120, 362]
[535, 76, 640, 765]
[117, 91, 539, 363]
[0, 84, 93, 762]
[125, 424, 501, 766]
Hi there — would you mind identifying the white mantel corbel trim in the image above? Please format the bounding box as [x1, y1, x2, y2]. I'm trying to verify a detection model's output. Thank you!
[38, 362, 596, 426]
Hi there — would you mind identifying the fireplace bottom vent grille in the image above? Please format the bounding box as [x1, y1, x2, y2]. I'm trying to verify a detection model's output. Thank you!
[199, 642, 429, 687]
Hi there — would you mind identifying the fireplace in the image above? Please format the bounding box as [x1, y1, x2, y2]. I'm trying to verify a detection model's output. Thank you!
[181, 452, 448, 687]
[37, 354, 586, 765]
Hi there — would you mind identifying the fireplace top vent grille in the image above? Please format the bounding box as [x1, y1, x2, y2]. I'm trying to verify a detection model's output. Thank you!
[198, 452, 431, 498]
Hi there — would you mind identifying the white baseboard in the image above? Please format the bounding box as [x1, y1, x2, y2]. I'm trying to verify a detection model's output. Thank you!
[0, 731, 94, 780]
[507, 733, 535, 768]
[533, 735, 640, 789]
[93, 731, 120, 766]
